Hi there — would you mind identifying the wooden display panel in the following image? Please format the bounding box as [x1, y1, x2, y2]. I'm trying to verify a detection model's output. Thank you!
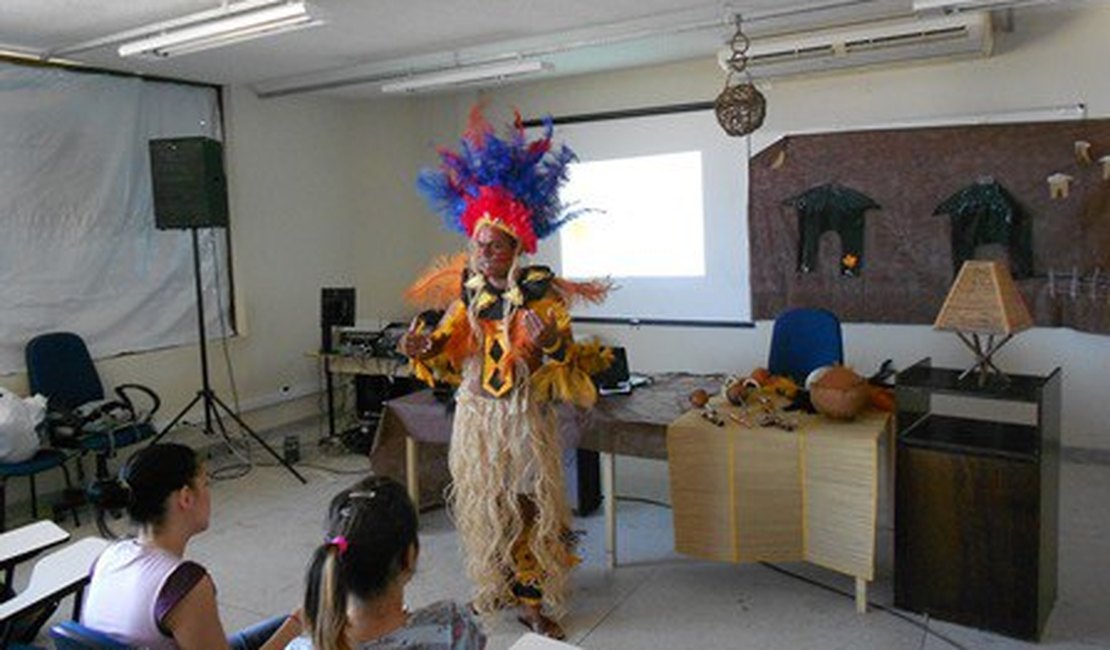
[668, 423, 735, 562]
[734, 427, 802, 562]
[803, 413, 885, 581]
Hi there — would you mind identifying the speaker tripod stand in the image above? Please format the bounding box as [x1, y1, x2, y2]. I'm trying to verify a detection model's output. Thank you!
[150, 228, 306, 484]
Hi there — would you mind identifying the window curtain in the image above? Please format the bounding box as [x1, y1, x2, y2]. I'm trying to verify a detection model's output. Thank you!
[0, 61, 230, 373]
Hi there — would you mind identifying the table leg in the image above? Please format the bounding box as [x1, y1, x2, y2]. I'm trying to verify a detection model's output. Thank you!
[855, 576, 867, 613]
[601, 451, 616, 570]
[405, 437, 420, 514]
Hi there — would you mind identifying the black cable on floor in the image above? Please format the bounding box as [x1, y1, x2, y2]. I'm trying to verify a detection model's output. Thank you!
[609, 496, 966, 648]
[291, 461, 369, 475]
[757, 562, 969, 650]
[614, 495, 671, 509]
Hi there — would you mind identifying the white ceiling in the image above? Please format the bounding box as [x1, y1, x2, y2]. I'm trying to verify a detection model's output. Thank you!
[0, 0, 1022, 99]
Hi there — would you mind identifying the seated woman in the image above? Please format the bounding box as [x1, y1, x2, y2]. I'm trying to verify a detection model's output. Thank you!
[83, 443, 303, 650]
[292, 476, 486, 650]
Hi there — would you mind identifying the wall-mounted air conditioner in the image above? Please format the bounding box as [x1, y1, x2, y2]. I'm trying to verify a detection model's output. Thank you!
[723, 11, 993, 79]
[913, 0, 1057, 13]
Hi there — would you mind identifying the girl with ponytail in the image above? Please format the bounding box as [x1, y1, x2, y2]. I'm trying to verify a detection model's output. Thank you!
[82, 443, 304, 650]
[294, 476, 485, 650]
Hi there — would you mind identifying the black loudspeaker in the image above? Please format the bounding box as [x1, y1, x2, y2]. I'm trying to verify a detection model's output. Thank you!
[149, 137, 229, 230]
[321, 288, 356, 327]
[320, 288, 355, 353]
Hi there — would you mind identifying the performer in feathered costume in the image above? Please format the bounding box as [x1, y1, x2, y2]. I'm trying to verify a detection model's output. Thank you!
[400, 107, 610, 639]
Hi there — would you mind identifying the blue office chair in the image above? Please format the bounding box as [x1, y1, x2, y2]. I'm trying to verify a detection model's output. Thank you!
[48, 621, 132, 650]
[25, 333, 161, 481]
[0, 449, 79, 532]
[767, 308, 844, 385]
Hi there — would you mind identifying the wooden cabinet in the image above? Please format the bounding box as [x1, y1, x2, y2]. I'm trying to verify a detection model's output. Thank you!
[894, 358, 1060, 641]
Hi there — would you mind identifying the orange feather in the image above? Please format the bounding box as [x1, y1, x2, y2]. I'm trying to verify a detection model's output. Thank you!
[551, 277, 612, 306]
[404, 252, 469, 309]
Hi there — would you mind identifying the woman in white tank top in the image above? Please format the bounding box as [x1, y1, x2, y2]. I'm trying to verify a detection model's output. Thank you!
[83, 443, 304, 650]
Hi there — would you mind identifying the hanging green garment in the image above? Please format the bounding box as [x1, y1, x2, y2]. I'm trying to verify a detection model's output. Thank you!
[784, 183, 880, 277]
[933, 179, 1033, 278]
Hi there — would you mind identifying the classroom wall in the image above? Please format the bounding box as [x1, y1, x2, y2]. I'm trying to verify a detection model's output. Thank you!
[415, 2, 1110, 452]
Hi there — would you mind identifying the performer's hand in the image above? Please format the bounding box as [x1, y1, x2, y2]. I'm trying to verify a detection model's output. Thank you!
[400, 318, 433, 359]
[523, 308, 558, 350]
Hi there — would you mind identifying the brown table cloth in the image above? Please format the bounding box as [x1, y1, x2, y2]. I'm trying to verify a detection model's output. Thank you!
[369, 373, 725, 509]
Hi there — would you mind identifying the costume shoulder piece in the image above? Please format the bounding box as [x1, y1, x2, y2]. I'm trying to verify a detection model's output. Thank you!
[404, 252, 468, 310]
[519, 265, 555, 303]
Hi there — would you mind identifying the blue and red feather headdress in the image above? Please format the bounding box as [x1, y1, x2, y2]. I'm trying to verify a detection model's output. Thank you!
[416, 106, 579, 254]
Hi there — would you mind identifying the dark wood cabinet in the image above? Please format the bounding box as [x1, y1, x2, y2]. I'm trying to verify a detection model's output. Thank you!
[894, 358, 1060, 641]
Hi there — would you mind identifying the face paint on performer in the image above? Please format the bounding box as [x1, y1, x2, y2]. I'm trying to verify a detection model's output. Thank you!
[474, 224, 518, 288]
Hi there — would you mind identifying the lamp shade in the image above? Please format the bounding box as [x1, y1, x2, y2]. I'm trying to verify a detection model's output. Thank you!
[934, 260, 1033, 335]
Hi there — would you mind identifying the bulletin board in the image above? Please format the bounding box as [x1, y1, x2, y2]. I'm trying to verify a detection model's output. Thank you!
[748, 119, 1110, 335]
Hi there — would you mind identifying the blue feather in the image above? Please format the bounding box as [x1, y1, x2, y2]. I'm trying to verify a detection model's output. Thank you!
[413, 110, 581, 246]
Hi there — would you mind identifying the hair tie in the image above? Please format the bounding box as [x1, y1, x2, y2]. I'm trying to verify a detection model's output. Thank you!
[327, 535, 349, 556]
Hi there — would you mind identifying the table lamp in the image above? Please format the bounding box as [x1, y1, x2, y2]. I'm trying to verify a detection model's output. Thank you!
[933, 260, 1033, 385]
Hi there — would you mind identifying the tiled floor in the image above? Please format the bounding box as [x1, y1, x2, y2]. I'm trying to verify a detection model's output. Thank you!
[16, 423, 1110, 649]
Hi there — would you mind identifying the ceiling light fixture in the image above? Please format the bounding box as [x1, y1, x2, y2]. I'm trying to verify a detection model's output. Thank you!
[117, 1, 321, 59]
[380, 60, 552, 94]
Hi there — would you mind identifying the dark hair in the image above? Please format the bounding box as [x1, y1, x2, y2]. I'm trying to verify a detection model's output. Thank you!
[86, 443, 201, 537]
[303, 476, 418, 650]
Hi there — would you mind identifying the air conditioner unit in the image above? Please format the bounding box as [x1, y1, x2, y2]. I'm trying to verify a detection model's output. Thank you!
[913, 0, 1057, 13]
[722, 11, 993, 79]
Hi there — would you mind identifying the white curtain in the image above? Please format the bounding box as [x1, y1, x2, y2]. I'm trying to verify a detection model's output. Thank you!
[0, 61, 230, 374]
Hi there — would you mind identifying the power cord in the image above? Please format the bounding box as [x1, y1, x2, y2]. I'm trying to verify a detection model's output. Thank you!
[206, 229, 253, 479]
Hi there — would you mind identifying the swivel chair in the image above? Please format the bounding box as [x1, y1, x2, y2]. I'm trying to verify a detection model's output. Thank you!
[25, 333, 160, 480]
[767, 308, 844, 385]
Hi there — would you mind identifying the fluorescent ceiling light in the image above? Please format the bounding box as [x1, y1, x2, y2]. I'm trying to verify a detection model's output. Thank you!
[381, 60, 551, 94]
[118, 1, 320, 59]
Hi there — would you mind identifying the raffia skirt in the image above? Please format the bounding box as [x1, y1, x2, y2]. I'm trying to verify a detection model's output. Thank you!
[448, 384, 576, 617]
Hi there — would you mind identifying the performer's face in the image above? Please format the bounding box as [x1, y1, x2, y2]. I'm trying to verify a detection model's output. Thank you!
[474, 225, 517, 285]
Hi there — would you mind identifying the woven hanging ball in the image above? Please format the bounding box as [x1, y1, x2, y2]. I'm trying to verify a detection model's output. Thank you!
[715, 82, 766, 137]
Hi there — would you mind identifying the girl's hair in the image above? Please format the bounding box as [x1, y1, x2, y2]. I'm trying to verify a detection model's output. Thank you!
[85, 443, 200, 538]
[303, 476, 418, 650]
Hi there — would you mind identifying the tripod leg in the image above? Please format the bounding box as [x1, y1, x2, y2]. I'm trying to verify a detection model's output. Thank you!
[150, 392, 205, 445]
[209, 393, 307, 484]
[207, 395, 233, 440]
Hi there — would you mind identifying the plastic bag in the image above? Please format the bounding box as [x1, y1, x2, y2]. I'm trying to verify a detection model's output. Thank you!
[0, 388, 47, 463]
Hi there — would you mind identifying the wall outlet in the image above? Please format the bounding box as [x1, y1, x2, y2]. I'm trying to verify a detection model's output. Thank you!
[283, 435, 301, 464]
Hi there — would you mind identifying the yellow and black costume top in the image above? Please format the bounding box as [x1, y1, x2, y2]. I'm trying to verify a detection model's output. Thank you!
[407, 263, 610, 408]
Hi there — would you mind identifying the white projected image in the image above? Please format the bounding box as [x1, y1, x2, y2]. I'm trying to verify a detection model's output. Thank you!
[559, 151, 704, 278]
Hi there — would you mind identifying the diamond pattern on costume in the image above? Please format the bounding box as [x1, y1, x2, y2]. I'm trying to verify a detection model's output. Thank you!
[482, 333, 513, 397]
